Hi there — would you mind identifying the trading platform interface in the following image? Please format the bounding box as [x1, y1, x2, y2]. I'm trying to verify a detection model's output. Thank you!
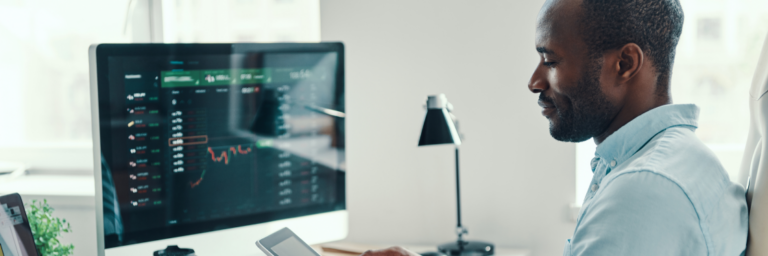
[99, 51, 345, 247]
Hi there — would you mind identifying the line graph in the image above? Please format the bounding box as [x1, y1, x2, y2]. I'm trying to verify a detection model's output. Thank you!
[209, 148, 229, 164]
[207, 145, 252, 165]
[189, 144, 253, 189]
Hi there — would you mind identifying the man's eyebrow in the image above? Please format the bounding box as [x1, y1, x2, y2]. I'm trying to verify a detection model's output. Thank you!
[536, 47, 553, 54]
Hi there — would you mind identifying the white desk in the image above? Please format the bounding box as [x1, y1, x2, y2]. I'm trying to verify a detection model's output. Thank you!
[0, 176, 531, 256]
[319, 242, 530, 256]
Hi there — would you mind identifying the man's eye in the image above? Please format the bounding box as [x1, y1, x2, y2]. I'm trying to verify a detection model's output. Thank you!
[543, 61, 557, 67]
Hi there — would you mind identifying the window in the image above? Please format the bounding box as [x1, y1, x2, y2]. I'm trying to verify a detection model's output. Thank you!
[0, 0, 320, 172]
[0, 0, 132, 146]
[575, 0, 768, 205]
[163, 0, 320, 43]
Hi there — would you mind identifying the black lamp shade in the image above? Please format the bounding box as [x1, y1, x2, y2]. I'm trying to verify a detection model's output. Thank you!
[419, 95, 461, 146]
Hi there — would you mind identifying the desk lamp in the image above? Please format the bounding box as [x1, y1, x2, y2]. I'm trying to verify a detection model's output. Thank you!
[419, 94, 494, 256]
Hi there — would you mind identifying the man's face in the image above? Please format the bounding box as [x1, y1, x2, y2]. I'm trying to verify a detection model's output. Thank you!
[528, 0, 618, 142]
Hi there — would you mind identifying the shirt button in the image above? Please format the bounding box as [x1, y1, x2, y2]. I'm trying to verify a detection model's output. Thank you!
[610, 160, 617, 167]
[591, 184, 599, 192]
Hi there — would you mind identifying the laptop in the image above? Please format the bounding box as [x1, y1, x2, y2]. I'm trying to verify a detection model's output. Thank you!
[0, 193, 39, 256]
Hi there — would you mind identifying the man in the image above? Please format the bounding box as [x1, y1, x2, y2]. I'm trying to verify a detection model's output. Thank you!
[363, 0, 748, 255]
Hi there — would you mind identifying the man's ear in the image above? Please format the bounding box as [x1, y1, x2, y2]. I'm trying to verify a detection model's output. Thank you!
[616, 43, 644, 83]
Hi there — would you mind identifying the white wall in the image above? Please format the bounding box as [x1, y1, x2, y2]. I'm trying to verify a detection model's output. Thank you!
[320, 1, 577, 256]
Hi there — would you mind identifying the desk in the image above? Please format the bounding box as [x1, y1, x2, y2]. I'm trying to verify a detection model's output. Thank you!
[0, 175, 530, 256]
[316, 242, 530, 256]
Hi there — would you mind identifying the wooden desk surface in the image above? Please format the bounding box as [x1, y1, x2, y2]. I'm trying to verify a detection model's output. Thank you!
[314, 242, 530, 256]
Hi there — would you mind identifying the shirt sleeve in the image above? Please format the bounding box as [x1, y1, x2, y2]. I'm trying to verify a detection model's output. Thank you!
[570, 170, 707, 256]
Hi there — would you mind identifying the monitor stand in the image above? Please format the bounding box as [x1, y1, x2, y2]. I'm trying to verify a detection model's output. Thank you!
[153, 245, 195, 256]
[438, 240, 494, 256]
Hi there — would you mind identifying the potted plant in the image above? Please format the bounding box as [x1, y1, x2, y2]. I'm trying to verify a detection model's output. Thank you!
[26, 199, 74, 256]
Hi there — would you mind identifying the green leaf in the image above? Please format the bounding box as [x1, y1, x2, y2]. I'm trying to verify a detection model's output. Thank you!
[25, 199, 75, 256]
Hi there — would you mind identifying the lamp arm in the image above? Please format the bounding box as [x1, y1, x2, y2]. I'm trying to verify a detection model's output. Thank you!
[455, 147, 468, 241]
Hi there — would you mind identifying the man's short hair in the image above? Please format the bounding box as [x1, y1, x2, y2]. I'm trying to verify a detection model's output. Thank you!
[580, 0, 684, 92]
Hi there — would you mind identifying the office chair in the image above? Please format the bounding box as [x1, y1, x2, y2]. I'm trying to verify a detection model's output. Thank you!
[739, 31, 768, 256]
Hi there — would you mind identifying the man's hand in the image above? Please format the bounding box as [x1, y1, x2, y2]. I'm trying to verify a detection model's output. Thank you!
[360, 246, 420, 256]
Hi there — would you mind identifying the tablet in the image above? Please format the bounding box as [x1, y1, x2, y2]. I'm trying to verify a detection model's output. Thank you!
[0, 193, 39, 256]
[255, 228, 320, 256]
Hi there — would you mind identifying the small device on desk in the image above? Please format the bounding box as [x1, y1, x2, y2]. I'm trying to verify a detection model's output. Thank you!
[0, 193, 40, 256]
[256, 228, 320, 256]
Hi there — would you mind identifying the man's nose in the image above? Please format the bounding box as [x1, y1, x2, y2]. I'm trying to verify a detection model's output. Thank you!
[528, 67, 548, 93]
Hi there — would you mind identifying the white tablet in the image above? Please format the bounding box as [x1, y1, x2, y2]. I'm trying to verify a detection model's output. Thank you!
[255, 228, 321, 256]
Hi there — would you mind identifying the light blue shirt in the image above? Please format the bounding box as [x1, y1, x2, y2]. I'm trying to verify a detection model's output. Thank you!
[563, 104, 748, 256]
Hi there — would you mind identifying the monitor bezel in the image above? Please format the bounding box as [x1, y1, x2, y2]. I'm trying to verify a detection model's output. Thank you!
[89, 43, 346, 255]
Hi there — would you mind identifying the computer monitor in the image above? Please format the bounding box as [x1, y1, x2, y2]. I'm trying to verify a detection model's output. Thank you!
[88, 43, 346, 256]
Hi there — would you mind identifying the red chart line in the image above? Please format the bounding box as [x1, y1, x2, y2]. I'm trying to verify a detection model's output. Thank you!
[208, 147, 229, 164]
[191, 145, 253, 189]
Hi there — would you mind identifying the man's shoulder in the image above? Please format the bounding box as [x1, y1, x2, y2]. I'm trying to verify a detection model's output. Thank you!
[602, 124, 746, 221]
[593, 126, 748, 256]
[594, 127, 721, 211]
[617, 125, 730, 189]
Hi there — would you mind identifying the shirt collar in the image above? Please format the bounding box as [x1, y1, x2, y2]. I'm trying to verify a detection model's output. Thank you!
[594, 104, 699, 168]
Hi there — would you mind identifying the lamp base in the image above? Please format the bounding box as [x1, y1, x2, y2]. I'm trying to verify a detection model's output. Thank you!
[437, 240, 494, 256]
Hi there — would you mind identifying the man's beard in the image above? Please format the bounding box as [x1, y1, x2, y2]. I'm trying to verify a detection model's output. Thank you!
[542, 60, 617, 142]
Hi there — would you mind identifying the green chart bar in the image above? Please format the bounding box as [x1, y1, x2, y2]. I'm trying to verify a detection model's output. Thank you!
[161, 70, 200, 88]
[161, 69, 272, 88]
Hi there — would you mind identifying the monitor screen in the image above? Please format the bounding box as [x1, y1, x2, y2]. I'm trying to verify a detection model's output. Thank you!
[93, 44, 346, 248]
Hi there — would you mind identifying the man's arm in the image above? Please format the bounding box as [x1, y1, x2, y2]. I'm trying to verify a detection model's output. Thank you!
[570, 170, 706, 256]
